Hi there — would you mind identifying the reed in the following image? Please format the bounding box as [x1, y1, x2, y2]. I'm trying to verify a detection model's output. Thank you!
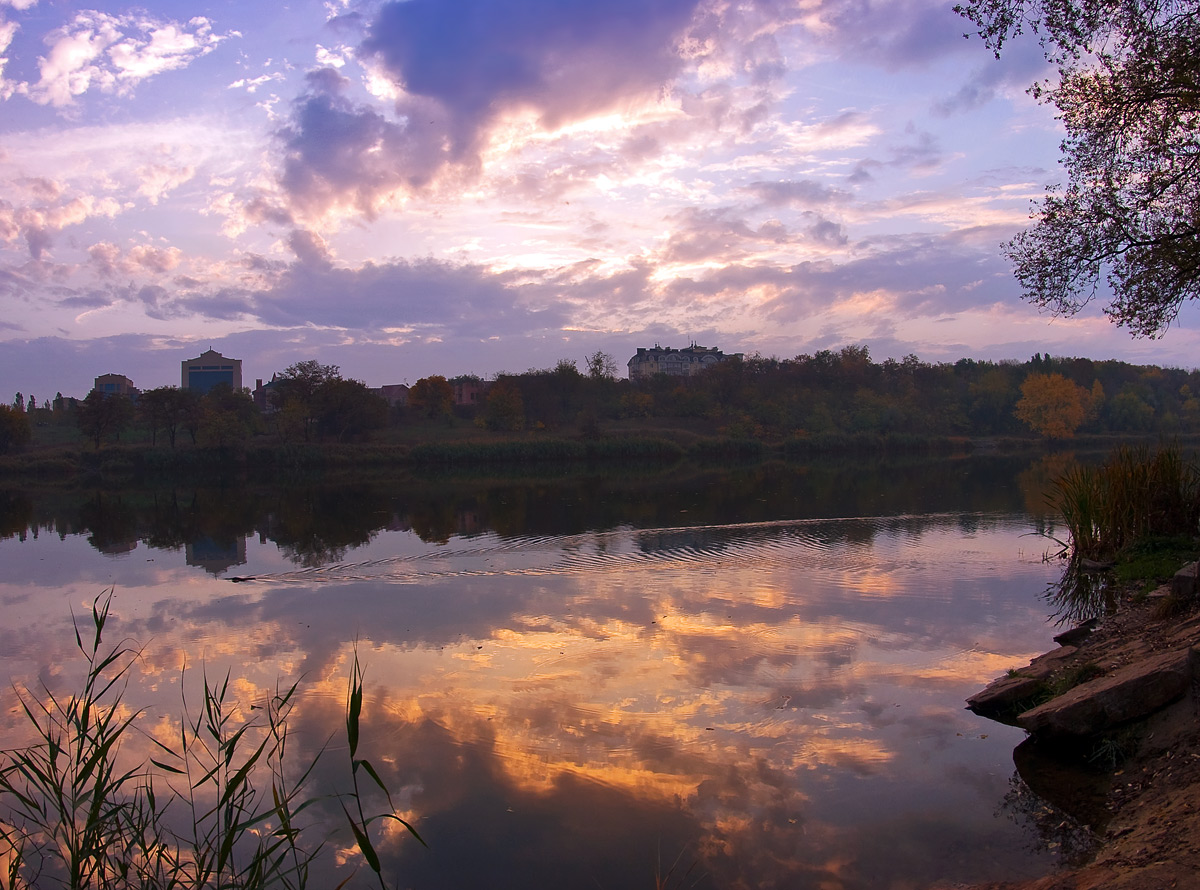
[1052, 444, 1200, 562]
[0, 591, 420, 889]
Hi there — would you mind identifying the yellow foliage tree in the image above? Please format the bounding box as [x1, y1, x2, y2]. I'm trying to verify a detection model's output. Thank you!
[1014, 372, 1087, 439]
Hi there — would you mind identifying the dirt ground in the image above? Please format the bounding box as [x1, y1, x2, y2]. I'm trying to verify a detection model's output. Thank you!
[961, 594, 1200, 890]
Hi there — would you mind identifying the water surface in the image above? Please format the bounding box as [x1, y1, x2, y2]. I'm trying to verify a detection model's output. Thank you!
[0, 456, 1073, 889]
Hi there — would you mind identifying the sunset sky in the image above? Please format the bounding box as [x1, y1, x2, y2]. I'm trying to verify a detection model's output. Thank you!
[2, 0, 1197, 399]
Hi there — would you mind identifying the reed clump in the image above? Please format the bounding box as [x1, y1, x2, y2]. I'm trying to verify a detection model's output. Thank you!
[0, 592, 421, 889]
[1052, 444, 1200, 563]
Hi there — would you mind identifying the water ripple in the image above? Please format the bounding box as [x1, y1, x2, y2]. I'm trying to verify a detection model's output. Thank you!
[230, 513, 1019, 586]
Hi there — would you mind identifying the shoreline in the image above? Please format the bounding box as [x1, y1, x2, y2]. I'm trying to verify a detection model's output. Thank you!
[963, 580, 1200, 890]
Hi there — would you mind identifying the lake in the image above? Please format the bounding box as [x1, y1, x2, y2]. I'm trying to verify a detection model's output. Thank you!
[0, 454, 1080, 889]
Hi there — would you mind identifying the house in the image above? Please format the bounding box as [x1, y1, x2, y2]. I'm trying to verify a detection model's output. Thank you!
[627, 344, 740, 379]
[452, 377, 489, 406]
[182, 349, 242, 394]
[252, 376, 282, 412]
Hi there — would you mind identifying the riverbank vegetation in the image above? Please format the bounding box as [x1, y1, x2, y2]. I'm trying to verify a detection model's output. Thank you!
[0, 592, 416, 889]
[1052, 445, 1200, 565]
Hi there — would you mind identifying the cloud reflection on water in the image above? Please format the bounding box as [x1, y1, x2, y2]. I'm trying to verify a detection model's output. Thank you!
[0, 494, 1065, 887]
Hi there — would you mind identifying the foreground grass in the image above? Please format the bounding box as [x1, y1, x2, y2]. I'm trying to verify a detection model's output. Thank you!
[0, 592, 421, 889]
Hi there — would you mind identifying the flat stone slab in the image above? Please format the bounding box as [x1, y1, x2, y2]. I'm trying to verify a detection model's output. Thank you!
[1017, 648, 1195, 738]
[966, 674, 1046, 722]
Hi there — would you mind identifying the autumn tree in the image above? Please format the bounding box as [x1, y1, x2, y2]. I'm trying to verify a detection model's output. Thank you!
[1014, 372, 1090, 438]
[957, 0, 1200, 335]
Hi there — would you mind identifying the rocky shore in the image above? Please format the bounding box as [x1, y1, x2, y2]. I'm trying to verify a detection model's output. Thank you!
[961, 563, 1200, 890]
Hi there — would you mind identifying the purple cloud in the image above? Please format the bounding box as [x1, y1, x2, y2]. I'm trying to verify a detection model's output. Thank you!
[277, 0, 705, 214]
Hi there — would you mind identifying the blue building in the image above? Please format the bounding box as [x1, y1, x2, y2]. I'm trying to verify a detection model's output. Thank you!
[182, 349, 242, 394]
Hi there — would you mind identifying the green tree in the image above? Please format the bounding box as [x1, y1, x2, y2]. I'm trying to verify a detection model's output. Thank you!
[313, 378, 388, 441]
[958, 0, 1200, 335]
[0, 404, 31, 453]
[409, 375, 454, 419]
[483, 379, 525, 431]
[272, 361, 342, 441]
[198, 383, 259, 447]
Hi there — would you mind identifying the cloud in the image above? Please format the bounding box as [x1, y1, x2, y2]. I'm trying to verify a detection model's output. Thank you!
[742, 179, 851, 208]
[135, 163, 196, 204]
[800, 0, 977, 69]
[4, 194, 121, 258]
[277, 0, 707, 216]
[18, 10, 227, 107]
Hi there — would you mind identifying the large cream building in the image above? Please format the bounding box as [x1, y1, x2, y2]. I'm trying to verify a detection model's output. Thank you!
[627, 344, 739, 379]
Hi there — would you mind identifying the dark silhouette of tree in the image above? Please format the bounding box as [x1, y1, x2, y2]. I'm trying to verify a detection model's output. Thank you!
[76, 391, 135, 450]
[272, 360, 342, 441]
[0, 404, 31, 454]
[314, 378, 387, 441]
[958, 0, 1200, 335]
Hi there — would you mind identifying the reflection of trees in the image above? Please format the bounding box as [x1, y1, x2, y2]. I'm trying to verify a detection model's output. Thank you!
[79, 492, 140, 554]
[4, 454, 1061, 566]
[263, 486, 383, 567]
[0, 491, 33, 540]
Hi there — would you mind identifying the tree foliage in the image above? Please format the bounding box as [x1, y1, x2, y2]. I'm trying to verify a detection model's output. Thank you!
[409, 375, 454, 419]
[76, 391, 135, 450]
[0, 404, 31, 454]
[957, 0, 1200, 335]
[1014, 371, 1089, 437]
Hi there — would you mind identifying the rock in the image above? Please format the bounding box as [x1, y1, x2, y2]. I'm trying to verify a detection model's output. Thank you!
[966, 673, 1046, 722]
[1023, 644, 1081, 680]
[1016, 649, 1196, 739]
[1171, 562, 1199, 599]
[1054, 618, 1099, 647]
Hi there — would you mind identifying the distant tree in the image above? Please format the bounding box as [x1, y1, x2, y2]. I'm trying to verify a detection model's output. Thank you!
[13, 392, 23, 412]
[957, 0, 1200, 335]
[313, 378, 388, 441]
[0, 404, 31, 453]
[586, 350, 619, 380]
[199, 383, 258, 447]
[483, 379, 525, 431]
[272, 361, 342, 441]
[1014, 372, 1088, 439]
[26, 395, 35, 412]
[139, 386, 199, 447]
[409, 375, 454, 419]
[76, 391, 134, 450]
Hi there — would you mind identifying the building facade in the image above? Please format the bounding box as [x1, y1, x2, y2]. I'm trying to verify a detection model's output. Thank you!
[182, 349, 242, 394]
[627, 344, 739, 379]
[93, 373, 137, 395]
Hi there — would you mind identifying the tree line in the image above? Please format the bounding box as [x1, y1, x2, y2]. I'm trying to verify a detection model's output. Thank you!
[3, 348, 1199, 454]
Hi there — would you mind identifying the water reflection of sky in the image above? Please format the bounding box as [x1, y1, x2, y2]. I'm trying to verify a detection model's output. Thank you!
[1, 513, 1065, 889]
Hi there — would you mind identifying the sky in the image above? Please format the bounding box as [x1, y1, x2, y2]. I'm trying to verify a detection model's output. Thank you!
[1, 0, 1197, 400]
